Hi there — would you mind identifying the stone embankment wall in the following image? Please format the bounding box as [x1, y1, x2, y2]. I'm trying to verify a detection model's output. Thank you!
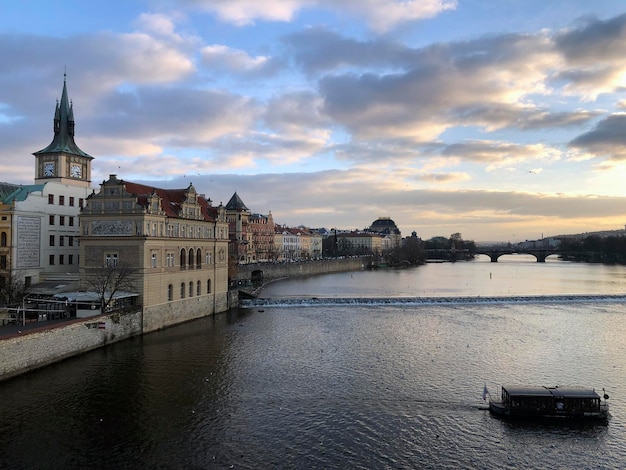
[0, 311, 142, 382]
[235, 257, 369, 286]
[142, 291, 234, 333]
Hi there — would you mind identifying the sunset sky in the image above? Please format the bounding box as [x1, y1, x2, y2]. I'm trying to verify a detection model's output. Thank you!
[2, 1, 626, 242]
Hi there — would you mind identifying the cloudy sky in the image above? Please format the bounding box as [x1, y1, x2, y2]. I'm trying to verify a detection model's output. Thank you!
[2, 1, 626, 242]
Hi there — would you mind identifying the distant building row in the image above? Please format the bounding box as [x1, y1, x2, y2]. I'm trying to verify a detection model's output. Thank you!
[224, 191, 402, 264]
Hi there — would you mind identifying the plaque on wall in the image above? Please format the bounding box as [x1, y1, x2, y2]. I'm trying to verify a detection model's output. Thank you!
[17, 216, 41, 267]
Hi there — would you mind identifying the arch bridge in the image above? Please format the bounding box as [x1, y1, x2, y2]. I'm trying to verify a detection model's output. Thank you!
[476, 247, 561, 263]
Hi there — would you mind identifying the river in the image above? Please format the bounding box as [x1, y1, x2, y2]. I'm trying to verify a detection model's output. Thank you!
[1, 255, 626, 469]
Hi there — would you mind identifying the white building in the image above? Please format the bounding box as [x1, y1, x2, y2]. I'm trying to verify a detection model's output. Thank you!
[0, 76, 93, 296]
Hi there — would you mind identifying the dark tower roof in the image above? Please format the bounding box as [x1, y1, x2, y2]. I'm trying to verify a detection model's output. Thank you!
[225, 192, 249, 211]
[33, 75, 93, 159]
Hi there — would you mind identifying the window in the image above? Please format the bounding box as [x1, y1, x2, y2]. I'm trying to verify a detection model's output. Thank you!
[59, 216, 65, 226]
[59, 254, 64, 265]
[151, 253, 157, 268]
[180, 248, 186, 269]
[79, 198, 84, 208]
[196, 248, 202, 268]
[189, 281, 193, 297]
[1, 232, 7, 246]
[105, 253, 118, 267]
[68, 236, 74, 247]
[59, 236, 64, 247]
[168, 284, 173, 301]
[207, 279, 211, 294]
[206, 252, 212, 265]
[197, 280, 201, 296]
[69, 197, 75, 207]
[49, 254, 54, 265]
[49, 215, 54, 225]
[180, 283, 185, 298]
[68, 254, 74, 265]
[188, 249, 194, 269]
[59, 195, 65, 206]
[49, 235, 55, 246]
[69, 217, 74, 227]
[0, 255, 6, 269]
[48, 194, 54, 204]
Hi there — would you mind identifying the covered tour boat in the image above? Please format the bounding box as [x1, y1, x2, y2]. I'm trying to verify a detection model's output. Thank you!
[488, 385, 609, 421]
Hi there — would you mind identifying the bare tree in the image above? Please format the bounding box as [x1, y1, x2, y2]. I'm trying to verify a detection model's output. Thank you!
[82, 264, 137, 314]
[0, 269, 29, 307]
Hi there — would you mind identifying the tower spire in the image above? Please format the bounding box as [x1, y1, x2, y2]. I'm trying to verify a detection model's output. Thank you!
[33, 73, 92, 159]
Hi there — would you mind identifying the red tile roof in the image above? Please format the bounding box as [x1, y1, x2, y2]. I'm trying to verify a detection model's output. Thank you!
[122, 181, 219, 222]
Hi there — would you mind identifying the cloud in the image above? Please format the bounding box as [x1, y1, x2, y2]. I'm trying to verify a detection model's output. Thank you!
[201, 45, 282, 77]
[181, 0, 456, 31]
[554, 13, 626, 98]
[440, 141, 561, 167]
[569, 113, 626, 161]
[88, 87, 257, 146]
[414, 172, 471, 183]
[312, 32, 560, 140]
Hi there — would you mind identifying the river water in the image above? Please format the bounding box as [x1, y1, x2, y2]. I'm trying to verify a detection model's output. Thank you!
[2, 256, 626, 469]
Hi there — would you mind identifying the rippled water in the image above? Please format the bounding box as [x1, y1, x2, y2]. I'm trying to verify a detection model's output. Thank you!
[1, 258, 626, 469]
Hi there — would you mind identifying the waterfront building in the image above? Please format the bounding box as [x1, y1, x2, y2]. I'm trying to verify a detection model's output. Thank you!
[0, 77, 92, 302]
[337, 232, 384, 255]
[366, 217, 402, 250]
[249, 212, 275, 262]
[225, 192, 275, 264]
[79, 175, 231, 332]
[225, 192, 251, 265]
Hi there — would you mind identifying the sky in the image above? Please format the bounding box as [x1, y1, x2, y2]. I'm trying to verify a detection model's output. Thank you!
[2, 1, 626, 242]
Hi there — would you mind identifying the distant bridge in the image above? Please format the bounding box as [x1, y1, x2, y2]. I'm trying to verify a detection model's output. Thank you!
[475, 246, 560, 263]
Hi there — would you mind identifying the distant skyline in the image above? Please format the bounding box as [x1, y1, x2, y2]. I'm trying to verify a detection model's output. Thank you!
[1, 1, 626, 242]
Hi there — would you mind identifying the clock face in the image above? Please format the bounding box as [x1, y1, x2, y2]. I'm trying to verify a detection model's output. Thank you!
[70, 164, 82, 178]
[43, 162, 55, 177]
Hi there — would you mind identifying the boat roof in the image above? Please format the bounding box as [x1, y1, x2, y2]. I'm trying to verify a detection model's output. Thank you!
[502, 385, 600, 399]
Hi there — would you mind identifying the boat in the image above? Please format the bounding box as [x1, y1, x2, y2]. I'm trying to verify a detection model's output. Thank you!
[488, 385, 609, 421]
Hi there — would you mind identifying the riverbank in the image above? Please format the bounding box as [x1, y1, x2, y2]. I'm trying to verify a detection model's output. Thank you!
[0, 258, 368, 382]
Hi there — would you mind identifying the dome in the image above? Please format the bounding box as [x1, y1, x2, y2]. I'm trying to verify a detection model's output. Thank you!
[369, 217, 400, 234]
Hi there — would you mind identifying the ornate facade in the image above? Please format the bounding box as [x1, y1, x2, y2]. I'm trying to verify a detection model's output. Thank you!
[79, 176, 231, 331]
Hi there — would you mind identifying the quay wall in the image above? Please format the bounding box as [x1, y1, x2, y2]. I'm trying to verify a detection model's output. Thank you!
[0, 311, 142, 382]
[142, 291, 234, 333]
[235, 257, 369, 285]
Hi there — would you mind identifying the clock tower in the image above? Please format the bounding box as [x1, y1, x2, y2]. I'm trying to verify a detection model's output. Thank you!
[34, 74, 93, 187]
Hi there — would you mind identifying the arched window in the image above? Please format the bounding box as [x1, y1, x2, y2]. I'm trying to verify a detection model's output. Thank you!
[0, 232, 6, 246]
[180, 282, 185, 298]
[196, 248, 202, 268]
[189, 281, 193, 297]
[197, 280, 201, 296]
[180, 248, 186, 269]
[207, 279, 212, 294]
[168, 284, 173, 301]
[188, 249, 194, 269]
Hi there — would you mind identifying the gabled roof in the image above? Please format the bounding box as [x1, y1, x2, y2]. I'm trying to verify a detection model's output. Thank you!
[33, 76, 93, 159]
[121, 180, 218, 222]
[225, 192, 249, 211]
